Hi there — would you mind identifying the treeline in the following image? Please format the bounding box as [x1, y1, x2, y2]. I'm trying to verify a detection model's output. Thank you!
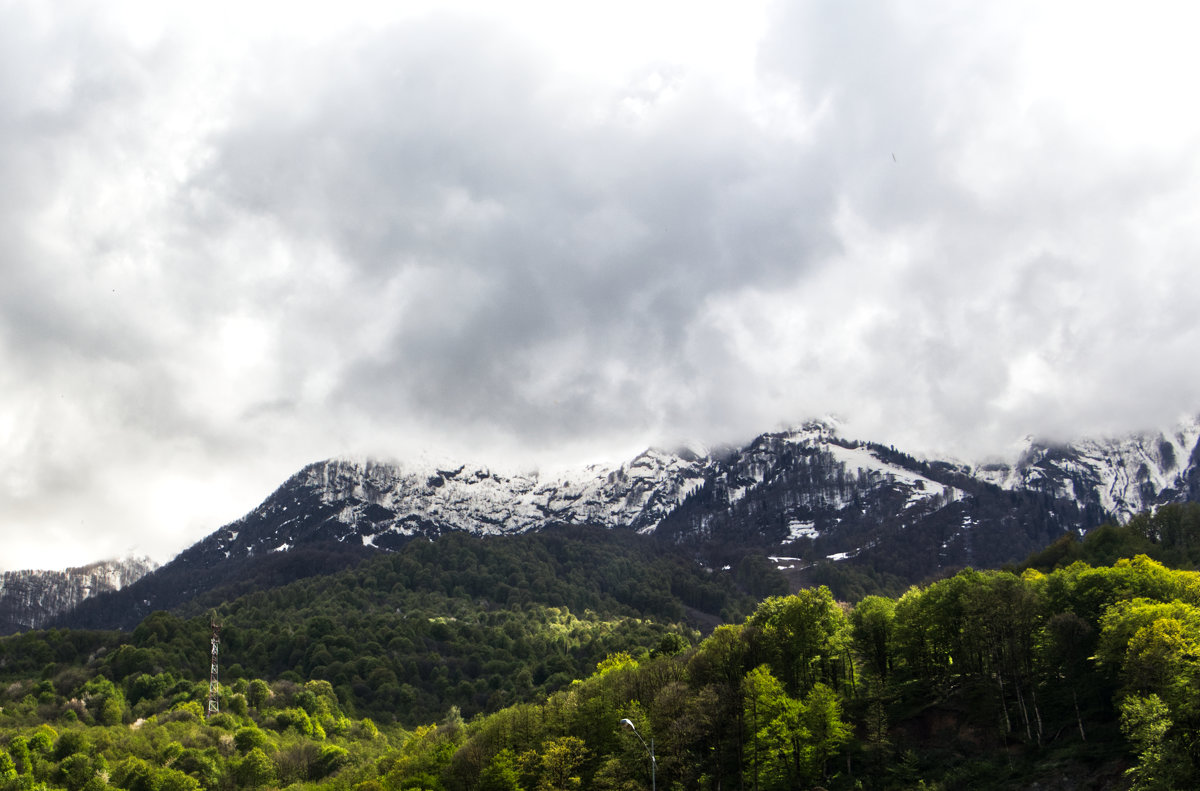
[372, 553, 1200, 790]
[6, 551, 1200, 789]
[1025, 502, 1200, 572]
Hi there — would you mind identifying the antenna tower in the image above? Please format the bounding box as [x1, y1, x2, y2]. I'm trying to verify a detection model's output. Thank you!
[207, 615, 221, 718]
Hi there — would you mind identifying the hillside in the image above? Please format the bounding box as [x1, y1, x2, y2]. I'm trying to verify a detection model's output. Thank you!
[37, 527, 763, 725]
[6, 513, 1200, 788]
[29, 417, 1200, 634]
[0, 558, 155, 635]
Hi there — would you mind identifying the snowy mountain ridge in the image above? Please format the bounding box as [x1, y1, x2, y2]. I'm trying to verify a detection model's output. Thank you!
[179, 417, 1200, 568]
[972, 415, 1200, 522]
[205, 444, 716, 559]
[0, 556, 157, 635]
[42, 415, 1200, 631]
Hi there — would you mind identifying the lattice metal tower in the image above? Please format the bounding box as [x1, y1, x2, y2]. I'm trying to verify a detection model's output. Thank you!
[207, 616, 221, 718]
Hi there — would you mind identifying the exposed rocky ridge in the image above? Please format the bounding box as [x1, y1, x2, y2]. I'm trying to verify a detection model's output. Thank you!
[198, 445, 712, 558]
[54, 416, 1200, 630]
[0, 557, 156, 635]
[972, 416, 1200, 521]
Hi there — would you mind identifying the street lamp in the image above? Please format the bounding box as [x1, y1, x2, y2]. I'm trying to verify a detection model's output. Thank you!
[619, 718, 656, 791]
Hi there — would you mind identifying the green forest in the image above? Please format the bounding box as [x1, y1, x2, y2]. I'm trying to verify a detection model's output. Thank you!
[3, 505, 1200, 790]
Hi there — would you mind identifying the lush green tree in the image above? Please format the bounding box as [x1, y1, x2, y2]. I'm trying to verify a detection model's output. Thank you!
[1098, 598, 1200, 702]
[235, 746, 277, 789]
[800, 682, 850, 784]
[755, 672, 807, 791]
[1119, 693, 1192, 791]
[247, 679, 272, 711]
[56, 753, 101, 791]
[53, 729, 88, 762]
[749, 587, 846, 697]
[536, 736, 588, 791]
[742, 665, 787, 791]
[27, 727, 55, 762]
[234, 725, 271, 753]
[850, 595, 895, 682]
[477, 748, 524, 791]
[7, 736, 31, 776]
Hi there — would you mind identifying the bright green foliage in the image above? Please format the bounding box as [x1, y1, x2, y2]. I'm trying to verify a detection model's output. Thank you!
[79, 677, 126, 726]
[535, 736, 588, 791]
[6, 737, 31, 776]
[273, 706, 317, 737]
[478, 748, 523, 791]
[749, 587, 847, 696]
[111, 755, 202, 791]
[235, 747, 276, 789]
[380, 722, 461, 788]
[593, 652, 638, 677]
[739, 666, 849, 790]
[850, 595, 895, 681]
[1098, 596, 1200, 788]
[801, 682, 850, 782]
[56, 752, 100, 791]
[6, 511, 1200, 789]
[246, 678, 272, 711]
[357, 717, 381, 740]
[168, 701, 204, 722]
[1103, 600, 1200, 696]
[98, 696, 124, 726]
[234, 725, 271, 753]
[27, 727, 54, 757]
[1119, 693, 1188, 791]
[0, 668, 384, 790]
[742, 664, 800, 789]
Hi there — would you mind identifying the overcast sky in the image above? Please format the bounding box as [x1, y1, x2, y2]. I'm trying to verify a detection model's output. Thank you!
[3, 0, 1200, 571]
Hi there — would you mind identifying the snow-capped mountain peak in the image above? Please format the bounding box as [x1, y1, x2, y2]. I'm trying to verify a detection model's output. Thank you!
[972, 416, 1200, 521]
[193, 416, 1200, 568]
[47, 415, 1200, 631]
[0, 556, 157, 634]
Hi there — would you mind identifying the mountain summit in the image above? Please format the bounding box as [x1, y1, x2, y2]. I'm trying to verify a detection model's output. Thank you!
[59, 417, 1200, 630]
[974, 415, 1200, 521]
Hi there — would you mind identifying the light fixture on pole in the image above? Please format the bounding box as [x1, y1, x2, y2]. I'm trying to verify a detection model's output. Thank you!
[619, 718, 656, 791]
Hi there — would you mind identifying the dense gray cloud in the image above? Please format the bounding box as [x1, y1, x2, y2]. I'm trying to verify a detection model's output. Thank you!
[2, 0, 1199, 569]
[193, 17, 837, 443]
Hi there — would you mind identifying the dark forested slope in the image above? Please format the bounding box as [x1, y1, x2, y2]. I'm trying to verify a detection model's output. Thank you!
[26, 527, 763, 725]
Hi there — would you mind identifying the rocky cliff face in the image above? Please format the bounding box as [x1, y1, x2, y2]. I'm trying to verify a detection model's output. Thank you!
[52, 416, 1200, 630]
[973, 416, 1200, 521]
[0, 557, 156, 634]
[138, 418, 1200, 579]
[188, 445, 712, 561]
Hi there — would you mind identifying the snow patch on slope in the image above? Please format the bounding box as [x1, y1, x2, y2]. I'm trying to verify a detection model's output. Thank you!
[823, 444, 964, 506]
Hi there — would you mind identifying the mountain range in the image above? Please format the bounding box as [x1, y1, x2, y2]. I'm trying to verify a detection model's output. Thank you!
[0, 557, 156, 634]
[25, 416, 1200, 632]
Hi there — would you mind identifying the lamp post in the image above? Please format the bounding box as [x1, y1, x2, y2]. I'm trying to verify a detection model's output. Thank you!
[619, 718, 656, 791]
